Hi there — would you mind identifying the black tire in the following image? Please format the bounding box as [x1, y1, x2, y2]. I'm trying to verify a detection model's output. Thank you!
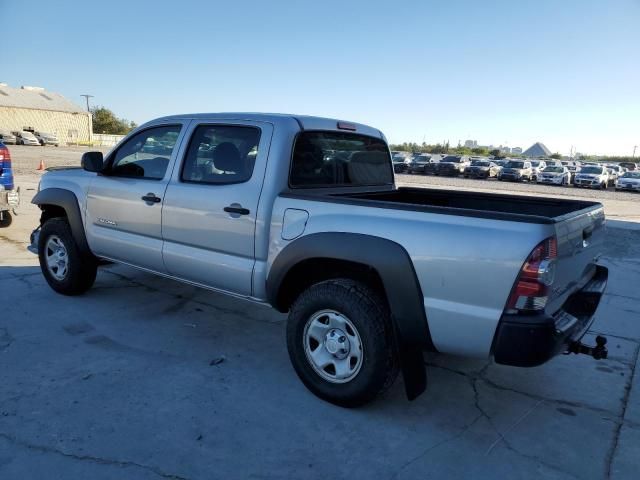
[601, 182, 607, 190]
[286, 279, 399, 407]
[38, 218, 98, 295]
[0, 211, 12, 228]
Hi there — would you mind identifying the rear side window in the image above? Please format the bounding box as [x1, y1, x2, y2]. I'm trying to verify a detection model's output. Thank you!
[290, 131, 392, 187]
[181, 125, 261, 184]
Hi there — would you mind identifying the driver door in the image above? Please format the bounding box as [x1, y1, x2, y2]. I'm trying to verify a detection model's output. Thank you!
[85, 123, 186, 272]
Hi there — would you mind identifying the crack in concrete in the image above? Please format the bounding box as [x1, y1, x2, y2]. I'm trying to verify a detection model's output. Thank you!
[426, 362, 627, 423]
[0, 327, 13, 350]
[465, 366, 583, 479]
[389, 359, 583, 479]
[499, 440, 582, 480]
[8, 271, 42, 279]
[0, 432, 189, 480]
[426, 339, 640, 480]
[388, 413, 484, 480]
[604, 343, 640, 479]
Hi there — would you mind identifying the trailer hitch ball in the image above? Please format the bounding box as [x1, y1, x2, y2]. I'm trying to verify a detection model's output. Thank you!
[567, 335, 608, 360]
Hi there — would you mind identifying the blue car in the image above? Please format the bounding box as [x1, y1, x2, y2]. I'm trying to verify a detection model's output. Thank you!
[0, 141, 20, 227]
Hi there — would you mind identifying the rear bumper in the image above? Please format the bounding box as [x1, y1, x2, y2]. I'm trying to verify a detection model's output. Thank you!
[493, 265, 608, 367]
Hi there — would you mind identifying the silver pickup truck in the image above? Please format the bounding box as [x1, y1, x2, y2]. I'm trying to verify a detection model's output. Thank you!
[30, 113, 609, 407]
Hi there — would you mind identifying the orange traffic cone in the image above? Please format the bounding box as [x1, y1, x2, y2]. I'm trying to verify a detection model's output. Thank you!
[37, 159, 45, 171]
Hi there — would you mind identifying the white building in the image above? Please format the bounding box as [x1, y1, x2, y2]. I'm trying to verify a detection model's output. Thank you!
[464, 139, 478, 148]
[0, 84, 92, 144]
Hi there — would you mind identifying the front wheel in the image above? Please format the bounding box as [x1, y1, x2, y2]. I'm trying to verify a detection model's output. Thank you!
[38, 218, 98, 295]
[286, 279, 398, 407]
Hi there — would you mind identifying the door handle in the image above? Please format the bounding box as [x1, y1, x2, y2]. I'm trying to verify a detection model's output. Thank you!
[141, 193, 161, 203]
[224, 205, 250, 216]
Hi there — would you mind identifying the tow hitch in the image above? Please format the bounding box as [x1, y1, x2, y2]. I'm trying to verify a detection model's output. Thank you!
[566, 335, 608, 360]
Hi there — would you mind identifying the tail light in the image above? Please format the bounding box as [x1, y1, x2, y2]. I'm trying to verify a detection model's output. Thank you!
[506, 237, 557, 313]
[0, 146, 9, 175]
[0, 146, 10, 166]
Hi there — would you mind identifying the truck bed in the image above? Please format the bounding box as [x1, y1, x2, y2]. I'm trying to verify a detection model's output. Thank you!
[325, 187, 602, 223]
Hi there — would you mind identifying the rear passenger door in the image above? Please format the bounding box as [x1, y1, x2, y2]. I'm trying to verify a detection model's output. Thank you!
[161, 121, 273, 296]
[85, 123, 186, 271]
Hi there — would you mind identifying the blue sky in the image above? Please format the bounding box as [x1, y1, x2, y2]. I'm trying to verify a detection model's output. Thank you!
[2, 0, 638, 155]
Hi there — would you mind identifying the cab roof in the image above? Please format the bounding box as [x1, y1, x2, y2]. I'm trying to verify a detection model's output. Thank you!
[148, 113, 385, 139]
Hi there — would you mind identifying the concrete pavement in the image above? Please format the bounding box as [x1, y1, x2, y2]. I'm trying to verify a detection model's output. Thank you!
[0, 181, 639, 479]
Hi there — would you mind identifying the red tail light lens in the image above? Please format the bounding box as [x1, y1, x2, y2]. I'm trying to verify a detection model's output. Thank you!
[506, 237, 558, 313]
[0, 146, 11, 167]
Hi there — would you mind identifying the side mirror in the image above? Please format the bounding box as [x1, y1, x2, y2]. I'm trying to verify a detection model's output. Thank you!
[81, 151, 104, 173]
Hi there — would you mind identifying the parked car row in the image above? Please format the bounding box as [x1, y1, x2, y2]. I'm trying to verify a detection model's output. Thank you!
[0, 128, 59, 146]
[396, 152, 639, 191]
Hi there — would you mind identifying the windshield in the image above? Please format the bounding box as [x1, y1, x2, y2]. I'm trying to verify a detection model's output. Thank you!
[531, 161, 540, 167]
[505, 161, 525, 169]
[471, 161, 490, 167]
[441, 156, 462, 163]
[290, 131, 393, 187]
[580, 166, 603, 174]
[22, 131, 37, 139]
[415, 156, 430, 163]
[622, 172, 640, 179]
[543, 166, 563, 173]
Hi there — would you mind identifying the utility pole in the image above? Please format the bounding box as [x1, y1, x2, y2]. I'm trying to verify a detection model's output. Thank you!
[633, 145, 638, 158]
[80, 94, 94, 145]
[80, 94, 94, 112]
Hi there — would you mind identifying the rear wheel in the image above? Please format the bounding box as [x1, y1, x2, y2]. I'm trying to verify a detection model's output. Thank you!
[38, 218, 98, 295]
[0, 211, 12, 228]
[601, 182, 607, 190]
[286, 279, 398, 407]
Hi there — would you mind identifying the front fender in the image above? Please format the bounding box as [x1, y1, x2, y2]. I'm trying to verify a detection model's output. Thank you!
[32, 188, 91, 255]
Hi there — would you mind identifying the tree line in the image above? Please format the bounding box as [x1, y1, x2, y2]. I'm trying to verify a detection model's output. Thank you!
[91, 107, 137, 135]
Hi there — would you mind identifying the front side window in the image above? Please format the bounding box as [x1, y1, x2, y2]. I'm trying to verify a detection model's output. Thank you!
[290, 131, 392, 187]
[181, 125, 261, 184]
[110, 125, 182, 179]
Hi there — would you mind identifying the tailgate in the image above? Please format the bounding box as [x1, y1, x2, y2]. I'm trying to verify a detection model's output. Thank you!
[546, 205, 606, 314]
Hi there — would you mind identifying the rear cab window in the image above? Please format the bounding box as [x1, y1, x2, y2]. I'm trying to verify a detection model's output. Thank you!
[289, 131, 393, 188]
